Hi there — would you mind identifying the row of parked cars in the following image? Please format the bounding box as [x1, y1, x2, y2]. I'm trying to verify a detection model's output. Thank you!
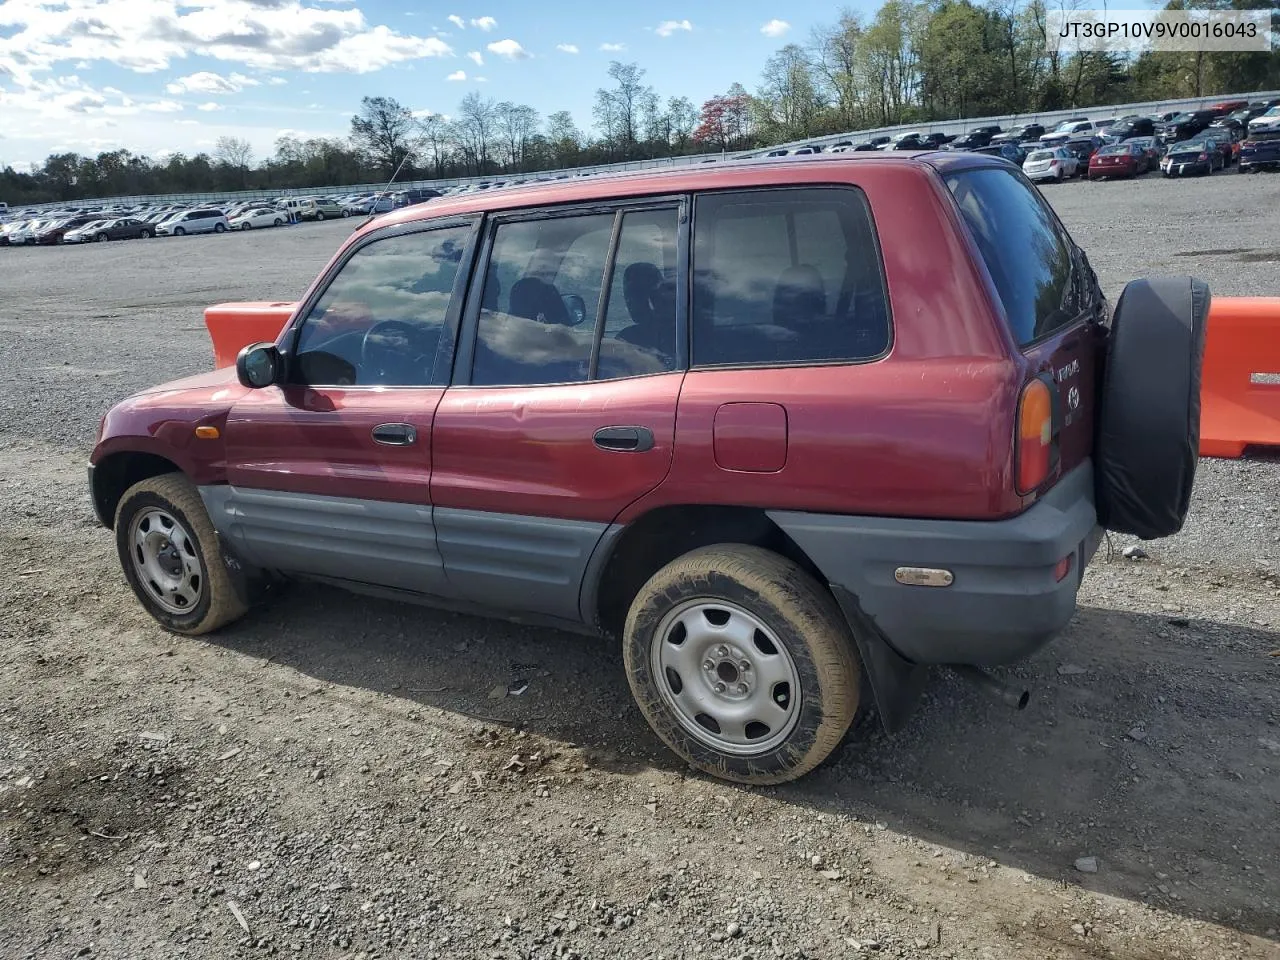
[0, 187, 449, 247]
[755, 97, 1280, 180]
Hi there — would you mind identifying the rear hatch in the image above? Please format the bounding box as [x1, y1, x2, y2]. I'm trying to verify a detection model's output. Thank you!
[943, 164, 1106, 494]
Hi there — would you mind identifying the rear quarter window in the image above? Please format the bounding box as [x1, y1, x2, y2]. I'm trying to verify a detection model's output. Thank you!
[944, 167, 1077, 347]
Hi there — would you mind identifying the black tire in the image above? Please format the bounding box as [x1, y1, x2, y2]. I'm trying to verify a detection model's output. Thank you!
[1095, 277, 1210, 540]
[622, 544, 861, 785]
[140, 229, 152, 239]
[114, 473, 248, 635]
[274, 218, 282, 227]
[241, 222, 252, 230]
[214, 222, 226, 233]
[173, 227, 186, 236]
[315, 211, 325, 221]
[342, 209, 351, 218]
[95, 233, 108, 242]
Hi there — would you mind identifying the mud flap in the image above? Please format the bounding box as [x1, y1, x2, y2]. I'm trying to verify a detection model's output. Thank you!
[830, 585, 930, 734]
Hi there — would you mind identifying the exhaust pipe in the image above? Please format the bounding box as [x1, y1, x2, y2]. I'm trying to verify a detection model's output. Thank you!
[951, 665, 1030, 710]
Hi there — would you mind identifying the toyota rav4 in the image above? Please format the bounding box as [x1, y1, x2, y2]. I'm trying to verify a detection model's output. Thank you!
[89, 153, 1209, 784]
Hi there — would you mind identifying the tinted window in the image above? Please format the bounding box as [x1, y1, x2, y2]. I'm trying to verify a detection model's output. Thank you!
[691, 187, 890, 367]
[292, 225, 470, 387]
[945, 168, 1077, 346]
[598, 208, 680, 377]
[471, 213, 612, 386]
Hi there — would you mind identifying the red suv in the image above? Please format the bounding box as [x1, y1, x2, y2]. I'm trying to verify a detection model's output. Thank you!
[90, 154, 1208, 784]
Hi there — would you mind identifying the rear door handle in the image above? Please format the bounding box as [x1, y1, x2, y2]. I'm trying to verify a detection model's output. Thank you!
[593, 425, 655, 453]
[372, 422, 417, 446]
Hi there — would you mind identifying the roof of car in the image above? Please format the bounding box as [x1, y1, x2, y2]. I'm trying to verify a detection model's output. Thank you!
[366, 151, 1003, 234]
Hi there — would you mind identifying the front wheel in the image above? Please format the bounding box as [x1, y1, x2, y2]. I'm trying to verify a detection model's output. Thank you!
[273, 218, 282, 227]
[623, 545, 861, 785]
[95, 233, 109, 242]
[114, 473, 248, 635]
[173, 227, 186, 236]
[241, 222, 252, 230]
[140, 229, 152, 239]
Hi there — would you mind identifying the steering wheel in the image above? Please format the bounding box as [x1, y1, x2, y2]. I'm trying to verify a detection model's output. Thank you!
[360, 319, 435, 384]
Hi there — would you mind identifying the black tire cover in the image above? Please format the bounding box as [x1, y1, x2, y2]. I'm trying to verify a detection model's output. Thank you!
[1094, 276, 1210, 539]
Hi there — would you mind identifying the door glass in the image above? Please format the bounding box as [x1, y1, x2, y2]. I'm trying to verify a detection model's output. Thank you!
[292, 225, 470, 387]
[472, 214, 613, 386]
[597, 208, 680, 378]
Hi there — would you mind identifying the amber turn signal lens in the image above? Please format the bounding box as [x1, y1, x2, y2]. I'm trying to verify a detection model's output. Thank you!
[194, 426, 220, 440]
[1053, 554, 1074, 583]
[1016, 378, 1053, 494]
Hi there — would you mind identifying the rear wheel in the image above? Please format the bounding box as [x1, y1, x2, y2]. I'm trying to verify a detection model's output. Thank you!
[315, 211, 325, 221]
[623, 545, 861, 785]
[114, 473, 248, 635]
[213, 222, 227, 233]
[273, 218, 282, 227]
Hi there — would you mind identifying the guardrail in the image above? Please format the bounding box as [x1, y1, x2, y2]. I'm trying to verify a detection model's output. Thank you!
[10, 87, 1278, 214]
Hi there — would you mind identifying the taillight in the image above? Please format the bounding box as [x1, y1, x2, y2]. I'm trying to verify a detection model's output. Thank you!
[1049, 160, 1059, 167]
[1016, 378, 1054, 494]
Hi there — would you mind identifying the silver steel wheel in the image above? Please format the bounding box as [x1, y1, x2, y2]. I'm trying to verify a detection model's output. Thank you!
[129, 507, 204, 615]
[651, 598, 801, 756]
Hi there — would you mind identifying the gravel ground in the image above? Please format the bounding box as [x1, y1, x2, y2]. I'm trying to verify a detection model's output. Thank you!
[2, 173, 1279, 960]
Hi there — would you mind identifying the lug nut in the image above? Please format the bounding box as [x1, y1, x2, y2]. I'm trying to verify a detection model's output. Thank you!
[736, 683, 748, 695]
[714, 682, 726, 694]
[716, 645, 729, 657]
[739, 660, 751, 672]
[703, 659, 714, 670]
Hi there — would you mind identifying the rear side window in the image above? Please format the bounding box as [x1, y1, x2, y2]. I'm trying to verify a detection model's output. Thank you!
[945, 168, 1077, 346]
[691, 187, 890, 367]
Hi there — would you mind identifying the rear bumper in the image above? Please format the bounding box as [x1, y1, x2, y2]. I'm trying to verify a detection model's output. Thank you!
[769, 462, 1102, 667]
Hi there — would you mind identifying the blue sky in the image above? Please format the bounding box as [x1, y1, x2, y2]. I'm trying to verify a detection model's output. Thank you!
[0, 0, 878, 169]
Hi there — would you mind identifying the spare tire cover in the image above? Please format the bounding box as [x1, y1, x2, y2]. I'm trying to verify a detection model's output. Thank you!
[1094, 276, 1210, 539]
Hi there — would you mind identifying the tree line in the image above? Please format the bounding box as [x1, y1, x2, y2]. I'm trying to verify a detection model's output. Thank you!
[4, 0, 1276, 205]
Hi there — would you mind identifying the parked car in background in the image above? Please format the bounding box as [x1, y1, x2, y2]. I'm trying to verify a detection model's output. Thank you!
[947, 130, 997, 150]
[1247, 106, 1280, 136]
[1063, 136, 1105, 167]
[1023, 146, 1078, 181]
[229, 207, 285, 230]
[156, 208, 230, 236]
[1160, 138, 1223, 177]
[1105, 116, 1156, 141]
[62, 219, 111, 243]
[89, 217, 156, 241]
[1239, 129, 1280, 172]
[1204, 129, 1240, 166]
[1088, 141, 1152, 179]
[972, 142, 1026, 165]
[36, 215, 98, 244]
[992, 123, 1045, 144]
[1126, 136, 1163, 165]
[1158, 110, 1218, 145]
[393, 187, 444, 207]
[1040, 119, 1093, 146]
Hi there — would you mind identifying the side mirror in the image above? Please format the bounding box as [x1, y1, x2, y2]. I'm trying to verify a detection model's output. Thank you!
[236, 342, 282, 388]
[562, 294, 587, 326]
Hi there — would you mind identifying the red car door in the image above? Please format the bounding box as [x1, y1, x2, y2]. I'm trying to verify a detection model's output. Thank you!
[218, 217, 480, 595]
[430, 200, 686, 622]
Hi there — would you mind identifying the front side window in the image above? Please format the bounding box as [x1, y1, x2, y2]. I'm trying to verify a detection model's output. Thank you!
[945, 168, 1077, 347]
[691, 187, 890, 367]
[291, 225, 470, 387]
[470, 207, 679, 386]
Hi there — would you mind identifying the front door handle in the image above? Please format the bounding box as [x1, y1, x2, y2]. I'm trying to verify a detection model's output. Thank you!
[593, 425, 655, 453]
[372, 422, 417, 446]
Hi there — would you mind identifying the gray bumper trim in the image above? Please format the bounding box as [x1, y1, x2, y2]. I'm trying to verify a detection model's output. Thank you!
[769, 462, 1101, 666]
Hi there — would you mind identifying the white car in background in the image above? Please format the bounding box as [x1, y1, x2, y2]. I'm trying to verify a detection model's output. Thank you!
[62, 219, 109, 243]
[1039, 119, 1094, 146]
[1247, 106, 1280, 135]
[1023, 146, 1079, 182]
[7, 219, 46, 244]
[229, 207, 285, 230]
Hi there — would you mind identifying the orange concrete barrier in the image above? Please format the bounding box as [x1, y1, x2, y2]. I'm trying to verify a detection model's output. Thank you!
[1200, 296, 1280, 459]
[204, 301, 298, 369]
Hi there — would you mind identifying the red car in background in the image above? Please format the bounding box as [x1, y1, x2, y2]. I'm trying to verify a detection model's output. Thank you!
[1088, 141, 1154, 179]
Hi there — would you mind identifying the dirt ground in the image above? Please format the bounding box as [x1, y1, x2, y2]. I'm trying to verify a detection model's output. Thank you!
[2, 174, 1280, 960]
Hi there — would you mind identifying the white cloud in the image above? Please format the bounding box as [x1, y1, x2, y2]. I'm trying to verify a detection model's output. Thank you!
[467, 50, 483, 66]
[197, 101, 223, 111]
[447, 14, 465, 29]
[0, 0, 455, 84]
[145, 100, 184, 113]
[164, 71, 260, 95]
[486, 38, 528, 60]
[268, 76, 288, 86]
[655, 19, 692, 37]
[556, 43, 579, 54]
[446, 69, 467, 81]
[475, 76, 487, 82]
[471, 16, 496, 31]
[600, 42, 626, 51]
[760, 19, 791, 38]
